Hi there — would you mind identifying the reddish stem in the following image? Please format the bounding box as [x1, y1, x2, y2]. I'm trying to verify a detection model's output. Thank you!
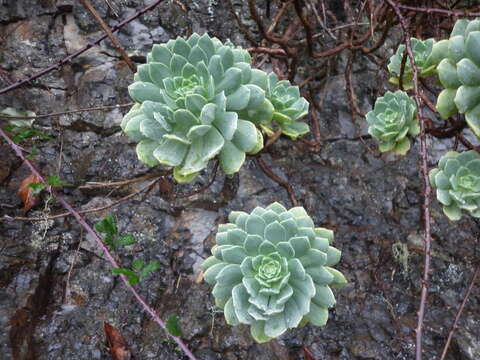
[439, 265, 480, 360]
[384, 2, 433, 359]
[0, 127, 198, 360]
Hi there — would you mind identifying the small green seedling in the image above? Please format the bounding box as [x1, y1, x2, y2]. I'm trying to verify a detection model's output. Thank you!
[166, 314, 183, 337]
[28, 175, 71, 195]
[95, 214, 161, 285]
[94, 214, 136, 251]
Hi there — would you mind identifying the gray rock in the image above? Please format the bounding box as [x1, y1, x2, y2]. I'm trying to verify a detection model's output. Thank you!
[0, 1, 479, 360]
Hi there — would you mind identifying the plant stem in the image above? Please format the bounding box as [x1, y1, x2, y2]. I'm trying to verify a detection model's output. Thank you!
[0, 127, 198, 360]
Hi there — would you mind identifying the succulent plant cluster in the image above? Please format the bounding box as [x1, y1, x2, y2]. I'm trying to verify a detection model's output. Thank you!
[245, 72, 310, 139]
[388, 38, 436, 90]
[121, 33, 309, 182]
[429, 150, 480, 220]
[202, 202, 346, 343]
[366, 90, 419, 155]
[428, 19, 480, 137]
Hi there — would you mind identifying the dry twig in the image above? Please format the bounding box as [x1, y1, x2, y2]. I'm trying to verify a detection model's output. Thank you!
[0, 103, 133, 120]
[0, 0, 167, 95]
[397, 4, 480, 17]
[0, 126, 198, 360]
[385, 2, 433, 359]
[79, 0, 136, 71]
[3, 178, 160, 222]
[293, 0, 314, 56]
[440, 265, 480, 360]
[256, 156, 298, 207]
[79, 172, 167, 189]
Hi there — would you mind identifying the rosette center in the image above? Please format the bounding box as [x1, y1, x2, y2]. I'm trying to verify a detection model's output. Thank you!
[458, 174, 480, 191]
[254, 253, 289, 287]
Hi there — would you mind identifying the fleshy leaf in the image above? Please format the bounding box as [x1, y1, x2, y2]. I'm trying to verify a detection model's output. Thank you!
[153, 138, 188, 166]
[264, 221, 287, 244]
[136, 140, 160, 166]
[305, 303, 329, 326]
[250, 321, 271, 343]
[129, 82, 162, 103]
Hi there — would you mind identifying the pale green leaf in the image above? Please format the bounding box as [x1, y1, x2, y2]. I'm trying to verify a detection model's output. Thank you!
[219, 140, 245, 175]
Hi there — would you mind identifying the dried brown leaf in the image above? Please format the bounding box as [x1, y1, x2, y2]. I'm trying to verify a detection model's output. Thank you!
[17, 172, 42, 214]
[104, 322, 132, 360]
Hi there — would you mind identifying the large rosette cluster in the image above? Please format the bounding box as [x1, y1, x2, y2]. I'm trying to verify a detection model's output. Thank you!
[201, 202, 346, 343]
[121, 33, 310, 183]
[366, 90, 419, 155]
[429, 150, 480, 220]
[428, 18, 480, 137]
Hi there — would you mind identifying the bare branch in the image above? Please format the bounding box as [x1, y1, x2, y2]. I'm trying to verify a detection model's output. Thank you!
[440, 265, 480, 360]
[79, 0, 136, 71]
[0, 0, 167, 95]
[256, 156, 298, 207]
[0, 103, 133, 120]
[0, 126, 198, 360]
[384, 2, 433, 360]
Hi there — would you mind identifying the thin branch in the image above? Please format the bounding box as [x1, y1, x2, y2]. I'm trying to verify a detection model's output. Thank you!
[79, 172, 168, 189]
[397, 4, 480, 17]
[3, 178, 160, 222]
[458, 133, 480, 152]
[312, 3, 384, 58]
[256, 156, 298, 207]
[419, 93, 437, 114]
[384, 2, 433, 360]
[264, 130, 282, 149]
[247, 47, 287, 56]
[0, 0, 167, 95]
[306, 0, 336, 39]
[440, 265, 480, 360]
[0, 103, 133, 120]
[345, 51, 363, 117]
[79, 0, 136, 71]
[247, 0, 294, 57]
[267, 0, 292, 34]
[330, 22, 370, 31]
[293, 0, 314, 56]
[360, 20, 393, 54]
[0, 127, 197, 360]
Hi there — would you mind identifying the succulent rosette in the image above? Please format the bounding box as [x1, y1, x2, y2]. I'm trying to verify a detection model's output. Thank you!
[429, 150, 480, 220]
[243, 72, 310, 139]
[366, 90, 419, 155]
[202, 202, 346, 343]
[121, 33, 268, 182]
[388, 38, 436, 90]
[429, 18, 480, 137]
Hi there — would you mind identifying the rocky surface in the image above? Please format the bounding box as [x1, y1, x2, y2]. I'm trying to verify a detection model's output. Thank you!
[1, 1, 479, 360]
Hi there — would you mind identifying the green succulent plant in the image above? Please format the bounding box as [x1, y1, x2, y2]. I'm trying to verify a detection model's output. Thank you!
[202, 202, 346, 343]
[121, 33, 268, 182]
[121, 33, 310, 183]
[429, 150, 480, 220]
[365, 90, 419, 155]
[388, 38, 436, 90]
[242, 72, 310, 139]
[431, 18, 480, 137]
